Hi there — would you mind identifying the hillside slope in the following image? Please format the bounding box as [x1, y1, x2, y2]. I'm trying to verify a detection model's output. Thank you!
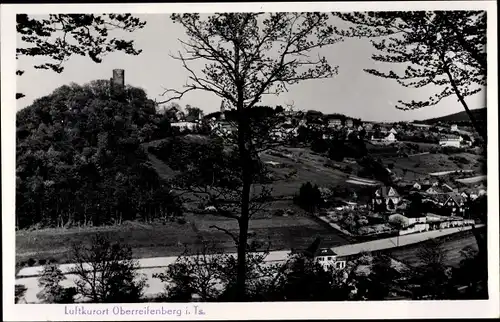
[416, 108, 486, 124]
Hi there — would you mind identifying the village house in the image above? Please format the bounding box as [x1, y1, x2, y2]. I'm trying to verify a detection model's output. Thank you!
[372, 186, 401, 212]
[314, 248, 347, 270]
[424, 183, 455, 195]
[345, 119, 354, 128]
[209, 119, 236, 137]
[170, 120, 200, 132]
[328, 118, 342, 128]
[389, 128, 398, 135]
[383, 132, 398, 143]
[411, 180, 437, 191]
[434, 193, 468, 217]
[451, 124, 459, 132]
[370, 131, 397, 143]
[439, 134, 463, 148]
[363, 122, 373, 130]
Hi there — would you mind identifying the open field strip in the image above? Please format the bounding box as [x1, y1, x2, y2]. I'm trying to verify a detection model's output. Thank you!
[455, 175, 487, 184]
[16, 225, 482, 303]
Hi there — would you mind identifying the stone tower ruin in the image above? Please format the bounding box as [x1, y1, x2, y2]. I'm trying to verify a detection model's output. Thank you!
[110, 69, 125, 95]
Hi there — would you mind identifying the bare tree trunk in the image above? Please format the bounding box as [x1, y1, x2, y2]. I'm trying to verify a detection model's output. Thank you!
[235, 108, 252, 300]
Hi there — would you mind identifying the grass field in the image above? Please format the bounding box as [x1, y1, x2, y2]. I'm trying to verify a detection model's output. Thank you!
[16, 208, 351, 265]
[383, 152, 483, 181]
[384, 230, 481, 268]
[260, 148, 352, 196]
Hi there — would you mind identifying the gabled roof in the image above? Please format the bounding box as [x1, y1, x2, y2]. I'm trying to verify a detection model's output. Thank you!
[375, 186, 400, 198]
[448, 193, 465, 205]
[440, 134, 461, 140]
[315, 248, 337, 257]
[420, 184, 433, 191]
[432, 194, 450, 204]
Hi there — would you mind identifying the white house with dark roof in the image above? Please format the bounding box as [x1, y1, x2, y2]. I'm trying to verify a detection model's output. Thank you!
[314, 248, 347, 270]
[382, 132, 397, 142]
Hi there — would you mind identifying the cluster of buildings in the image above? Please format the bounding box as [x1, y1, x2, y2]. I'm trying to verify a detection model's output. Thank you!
[162, 102, 475, 150]
[369, 179, 484, 235]
[162, 105, 203, 132]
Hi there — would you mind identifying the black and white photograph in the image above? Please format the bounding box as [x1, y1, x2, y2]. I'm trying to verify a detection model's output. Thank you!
[2, 1, 498, 320]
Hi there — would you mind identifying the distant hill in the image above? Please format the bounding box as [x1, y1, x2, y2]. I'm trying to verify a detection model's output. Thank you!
[416, 107, 486, 124]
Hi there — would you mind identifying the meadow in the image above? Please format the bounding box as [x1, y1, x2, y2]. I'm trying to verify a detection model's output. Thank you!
[384, 229, 481, 268]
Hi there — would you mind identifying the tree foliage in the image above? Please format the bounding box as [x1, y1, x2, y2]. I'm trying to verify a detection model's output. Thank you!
[16, 14, 146, 99]
[333, 11, 487, 140]
[16, 81, 180, 229]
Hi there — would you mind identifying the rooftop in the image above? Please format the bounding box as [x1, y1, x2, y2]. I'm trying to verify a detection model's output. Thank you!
[315, 248, 337, 257]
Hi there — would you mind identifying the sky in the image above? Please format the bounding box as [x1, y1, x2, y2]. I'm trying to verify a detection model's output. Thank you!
[16, 13, 486, 122]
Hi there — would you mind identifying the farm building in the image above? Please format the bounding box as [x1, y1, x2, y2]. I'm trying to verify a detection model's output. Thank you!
[399, 222, 430, 235]
[439, 134, 463, 147]
[388, 213, 427, 228]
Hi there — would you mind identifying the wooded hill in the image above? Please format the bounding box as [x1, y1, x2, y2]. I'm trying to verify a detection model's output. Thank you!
[15, 80, 182, 229]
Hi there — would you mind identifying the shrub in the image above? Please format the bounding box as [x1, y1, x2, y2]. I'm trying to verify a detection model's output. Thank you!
[38, 259, 47, 266]
[27, 258, 36, 267]
[274, 209, 285, 216]
[37, 264, 76, 303]
[176, 217, 187, 225]
[294, 182, 323, 213]
[15, 284, 27, 304]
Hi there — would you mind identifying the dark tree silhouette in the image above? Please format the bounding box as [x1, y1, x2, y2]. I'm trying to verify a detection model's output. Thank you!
[69, 234, 148, 303]
[160, 13, 341, 300]
[333, 11, 486, 140]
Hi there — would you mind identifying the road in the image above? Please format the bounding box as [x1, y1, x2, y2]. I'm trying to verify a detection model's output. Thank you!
[16, 225, 483, 303]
